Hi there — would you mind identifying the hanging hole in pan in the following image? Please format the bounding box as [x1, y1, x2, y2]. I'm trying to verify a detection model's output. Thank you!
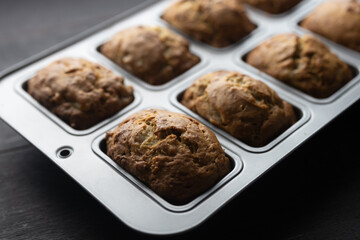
[56, 146, 73, 159]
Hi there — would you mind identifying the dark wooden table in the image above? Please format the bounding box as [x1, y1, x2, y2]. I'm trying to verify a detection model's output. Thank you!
[1, 1, 360, 239]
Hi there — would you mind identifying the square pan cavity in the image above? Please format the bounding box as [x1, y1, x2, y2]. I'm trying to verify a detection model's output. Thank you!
[91, 125, 243, 212]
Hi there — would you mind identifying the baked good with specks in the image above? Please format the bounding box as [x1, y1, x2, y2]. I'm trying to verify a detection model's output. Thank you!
[241, 0, 302, 14]
[100, 25, 200, 85]
[27, 58, 134, 130]
[300, 0, 360, 53]
[161, 0, 256, 48]
[246, 34, 353, 98]
[105, 109, 231, 204]
[181, 70, 297, 147]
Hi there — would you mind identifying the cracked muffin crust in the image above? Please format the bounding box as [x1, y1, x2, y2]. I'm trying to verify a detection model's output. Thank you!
[246, 34, 353, 98]
[27, 58, 134, 130]
[100, 26, 200, 85]
[181, 70, 297, 147]
[300, 0, 360, 53]
[240, 0, 302, 14]
[106, 109, 231, 204]
[161, 0, 256, 48]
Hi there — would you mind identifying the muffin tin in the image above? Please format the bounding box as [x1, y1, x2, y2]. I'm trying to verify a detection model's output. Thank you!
[0, 0, 359, 235]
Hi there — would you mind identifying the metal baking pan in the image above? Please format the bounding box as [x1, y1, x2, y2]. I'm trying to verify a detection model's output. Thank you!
[0, 0, 359, 235]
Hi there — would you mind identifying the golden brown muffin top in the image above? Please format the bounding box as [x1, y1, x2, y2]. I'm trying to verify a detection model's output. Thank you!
[27, 58, 134, 130]
[182, 71, 297, 147]
[246, 34, 353, 98]
[161, 0, 256, 47]
[301, 0, 360, 52]
[100, 25, 200, 85]
[106, 109, 230, 204]
[241, 0, 302, 14]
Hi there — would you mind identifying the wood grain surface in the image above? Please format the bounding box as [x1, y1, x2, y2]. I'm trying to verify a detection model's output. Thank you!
[1, 1, 360, 239]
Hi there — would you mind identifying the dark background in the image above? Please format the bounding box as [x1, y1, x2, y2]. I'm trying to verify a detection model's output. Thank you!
[1, 1, 360, 239]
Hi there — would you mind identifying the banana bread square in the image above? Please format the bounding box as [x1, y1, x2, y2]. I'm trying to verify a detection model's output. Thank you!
[181, 70, 297, 147]
[246, 34, 353, 98]
[100, 26, 200, 86]
[300, 0, 360, 53]
[161, 0, 256, 48]
[27, 58, 134, 130]
[106, 109, 231, 204]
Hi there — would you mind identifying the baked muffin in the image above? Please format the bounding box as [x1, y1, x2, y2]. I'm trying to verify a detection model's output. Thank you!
[27, 58, 134, 130]
[246, 34, 353, 98]
[106, 109, 231, 204]
[300, 0, 360, 53]
[241, 0, 302, 14]
[100, 26, 200, 85]
[181, 71, 297, 147]
[161, 0, 256, 48]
